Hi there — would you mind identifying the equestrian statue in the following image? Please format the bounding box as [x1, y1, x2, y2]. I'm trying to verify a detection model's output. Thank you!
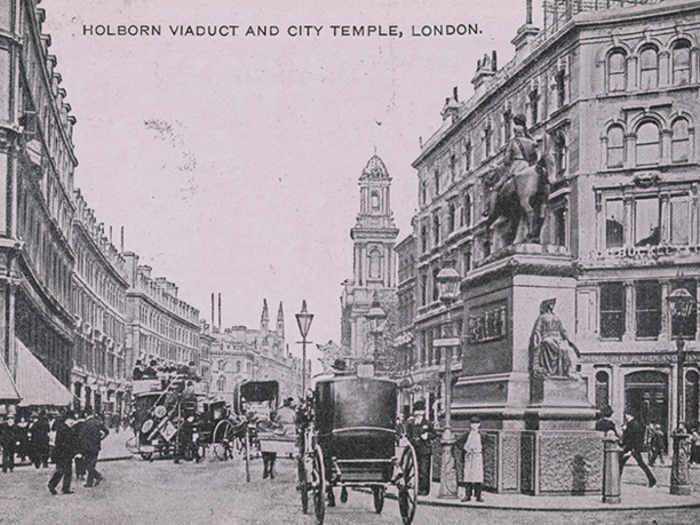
[482, 114, 551, 246]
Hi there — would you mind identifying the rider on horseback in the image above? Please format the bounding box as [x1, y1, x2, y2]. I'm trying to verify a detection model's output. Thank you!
[487, 114, 538, 214]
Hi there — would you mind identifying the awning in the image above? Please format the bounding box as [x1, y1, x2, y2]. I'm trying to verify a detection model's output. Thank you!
[15, 338, 73, 407]
[0, 357, 20, 402]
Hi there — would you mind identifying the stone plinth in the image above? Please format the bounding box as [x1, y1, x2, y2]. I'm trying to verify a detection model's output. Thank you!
[451, 246, 600, 494]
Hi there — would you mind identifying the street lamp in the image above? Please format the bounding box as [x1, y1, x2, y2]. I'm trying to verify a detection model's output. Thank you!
[435, 260, 461, 500]
[667, 286, 695, 496]
[296, 300, 314, 396]
[367, 291, 387, 371]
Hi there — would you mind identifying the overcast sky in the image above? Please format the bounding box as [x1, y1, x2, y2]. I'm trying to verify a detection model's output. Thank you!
[42, 0, 543, 370]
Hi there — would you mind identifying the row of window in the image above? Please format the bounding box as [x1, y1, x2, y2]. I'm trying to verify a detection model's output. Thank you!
[138, 303, 198, 346]
[605, 117, 692, 169]
[604, 190, 693, 249]
[606, 39, 693, 93]
[599, 280, 697, 340]
[74, 337, 126, 380]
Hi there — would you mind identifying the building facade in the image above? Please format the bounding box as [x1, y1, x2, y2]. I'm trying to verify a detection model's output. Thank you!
[123, 253, 201, 383]
[0, 0, 77, 409]
[340, 155, 400, 370]
[408, 0, 700, 434]
[209, 300, 304, 404]
[71, 191, 129, 414]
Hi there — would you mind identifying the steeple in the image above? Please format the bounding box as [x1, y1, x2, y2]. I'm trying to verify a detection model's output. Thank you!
[276, 301, 285, 339]
[261, 299, 269, 331]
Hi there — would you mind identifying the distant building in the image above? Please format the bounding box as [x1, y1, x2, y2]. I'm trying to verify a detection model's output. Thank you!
[71, 192, 129, 415]
[209, 300, 304, 404]
[123, 253, 201, 382]
[340, 155, 400, 370]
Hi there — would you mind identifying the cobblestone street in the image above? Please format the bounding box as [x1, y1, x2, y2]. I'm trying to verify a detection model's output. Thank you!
[1, 452, 699, 525]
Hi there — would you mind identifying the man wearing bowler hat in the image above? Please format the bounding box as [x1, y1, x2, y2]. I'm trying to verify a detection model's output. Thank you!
[405, 400, 436, 496]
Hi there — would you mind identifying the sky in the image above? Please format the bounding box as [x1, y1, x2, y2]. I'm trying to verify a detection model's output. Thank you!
[41, 0, 544, 370]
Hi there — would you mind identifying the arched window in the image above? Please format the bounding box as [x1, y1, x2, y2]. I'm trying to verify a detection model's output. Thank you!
[636, 121, 660, 166]
[608, 49, 627, 92]
[463, 140, 471, 172]
[420, 222, 429, 253]
[368, 248, 382, 279]
[236, 361, 241, 373]
[370, 191, 380, 211]
[672, 118, 690, 163]
[217, 375, 226, 391]
[218, 359, 225, 371]
[554, 132, 567, 177]
[432, 212, 441, 246]
[672, 40, 691, 86]
[607, 125, 625, 168]
[447, 200, 456, 234]
[639, 46, 659, 89]
[595, 370, 610, 410]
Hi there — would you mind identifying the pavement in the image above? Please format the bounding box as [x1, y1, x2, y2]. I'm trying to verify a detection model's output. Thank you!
[411, 462, 700, 511]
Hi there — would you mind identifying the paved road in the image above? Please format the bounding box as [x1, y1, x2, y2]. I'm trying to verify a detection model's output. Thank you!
[1, 455, 699, 525]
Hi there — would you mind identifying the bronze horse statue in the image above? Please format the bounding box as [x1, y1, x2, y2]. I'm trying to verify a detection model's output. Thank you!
[483, 155, 551, 246]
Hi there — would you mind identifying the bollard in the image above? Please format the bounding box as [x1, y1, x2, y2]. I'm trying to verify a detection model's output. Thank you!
[602, 431, 621, 504]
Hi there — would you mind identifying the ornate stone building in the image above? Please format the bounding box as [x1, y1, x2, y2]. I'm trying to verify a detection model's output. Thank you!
[71, 191, 129, 414]
[0, 0, 76, 409]
[340, 155, 399, 369]
[123, 253, 201, 382]
[209, 300, 304, 404]
[409, 0, 700, 454]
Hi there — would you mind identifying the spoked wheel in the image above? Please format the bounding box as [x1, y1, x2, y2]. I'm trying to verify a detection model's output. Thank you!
[212, 420, 234, 461]
[398, 444, 418, 525]
[372, 486, 385, 514]
[299, 456, 309, 514]
[312, 446, 326, 525]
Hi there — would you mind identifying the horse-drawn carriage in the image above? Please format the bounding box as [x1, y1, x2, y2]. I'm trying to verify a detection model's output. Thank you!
[299, 376, 418, 525]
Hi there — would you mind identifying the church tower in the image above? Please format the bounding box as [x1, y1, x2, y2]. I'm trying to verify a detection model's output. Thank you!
[276, 301, 285, 339]
[340, 154, 399, 361]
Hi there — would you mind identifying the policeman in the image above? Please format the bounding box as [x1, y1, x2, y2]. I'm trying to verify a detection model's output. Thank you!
[405, 400, 437, 496]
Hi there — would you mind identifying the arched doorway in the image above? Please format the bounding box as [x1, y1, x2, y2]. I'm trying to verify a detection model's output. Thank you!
[624, 371, 668, 430]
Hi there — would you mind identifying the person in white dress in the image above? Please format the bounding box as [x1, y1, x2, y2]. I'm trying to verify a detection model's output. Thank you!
[454, 416, 484, 502]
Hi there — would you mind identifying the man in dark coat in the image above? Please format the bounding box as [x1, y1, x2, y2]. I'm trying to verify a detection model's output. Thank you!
[595, 405, 619, 437]
[0, 415, 20, 473]
[48, 412, 79, 494]
[29, 411, 51, 468]
[619, 413, 656, 487]
[82, 407, 109, 488]
[405, 400, 437, 496]
[73, 411, 88, 480]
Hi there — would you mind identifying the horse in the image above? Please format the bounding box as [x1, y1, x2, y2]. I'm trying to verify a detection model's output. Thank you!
[483, 155, 550, 246]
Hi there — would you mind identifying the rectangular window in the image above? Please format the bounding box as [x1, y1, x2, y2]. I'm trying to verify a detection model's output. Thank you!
[636, 281, 661, 338]
[605, 199, 624, 248]
[552, 206, 567, 247]
[432, 266, 440, 303]
[672, 280, 697, 339]
[420, 272, 428, 306]
[671, 195, 690, 245]
[634, 197, 660, 246]
[600, 282, 625, 339]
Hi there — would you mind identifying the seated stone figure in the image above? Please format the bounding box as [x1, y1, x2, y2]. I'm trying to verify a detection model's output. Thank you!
[529, 298, 580, 378]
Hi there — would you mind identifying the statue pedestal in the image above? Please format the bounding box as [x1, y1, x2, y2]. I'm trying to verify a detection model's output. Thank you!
[451, 247, 600, 495]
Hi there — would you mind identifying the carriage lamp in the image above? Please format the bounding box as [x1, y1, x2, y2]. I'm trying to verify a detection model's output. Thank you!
[667, 286, 696, 496]
[367, 291, 387, 372]
[296, 300, 314, 395]
[436, 259, 461, 499]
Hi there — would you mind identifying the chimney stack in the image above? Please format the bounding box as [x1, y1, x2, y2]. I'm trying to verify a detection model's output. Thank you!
[218, 293, 222, 330]
[526, 0, 533, 25]
[120, 226, 125, 253]
[211, 293, 215, 328]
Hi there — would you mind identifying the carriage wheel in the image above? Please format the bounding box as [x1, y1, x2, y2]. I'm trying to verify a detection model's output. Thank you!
[372, 486, 385, 514]
[213, 420, 234, 461]
[299, 457, 309, 514]
[312, 447, 326, 525]
[398, 444, 418, 525]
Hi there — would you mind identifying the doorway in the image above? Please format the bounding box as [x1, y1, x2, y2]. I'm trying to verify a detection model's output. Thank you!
[624, 370, 668, 441]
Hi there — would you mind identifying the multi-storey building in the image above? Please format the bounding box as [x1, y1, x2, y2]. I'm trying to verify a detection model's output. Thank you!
[123, 253, 201, 381]
[0, 0, 76, 409]
[409, 0, 700, 435]
[340, 155, 400, 370]
[71, 191, 128, 414]
[209, 299, 304, 404]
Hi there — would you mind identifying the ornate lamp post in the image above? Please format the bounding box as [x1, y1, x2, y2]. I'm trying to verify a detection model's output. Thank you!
[435, 260, 461, 499]
[667, 287, 695, 496]
[367, 291, 387, 372]
[295, 300, 314, 395]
